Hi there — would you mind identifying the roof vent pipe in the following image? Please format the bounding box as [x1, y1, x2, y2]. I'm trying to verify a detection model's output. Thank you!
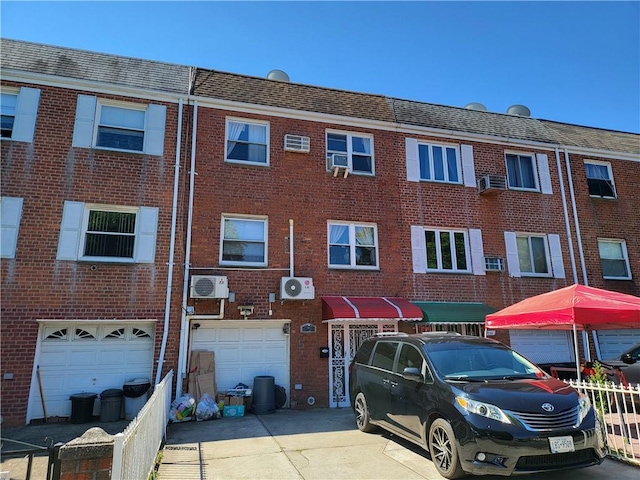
[464, 102, 487, 111]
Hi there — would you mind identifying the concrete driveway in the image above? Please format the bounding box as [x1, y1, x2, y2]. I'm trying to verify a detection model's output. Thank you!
[158, 407, 638, 480]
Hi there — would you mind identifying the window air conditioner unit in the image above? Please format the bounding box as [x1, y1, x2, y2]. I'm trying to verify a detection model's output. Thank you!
[190, 275, 229, 299]
[329, 153, 349, 169]
[484, 257, 505, 272]
[478, 174, 507, 194]
[284, 134, 310, 153]
[280, 277, 315, 300]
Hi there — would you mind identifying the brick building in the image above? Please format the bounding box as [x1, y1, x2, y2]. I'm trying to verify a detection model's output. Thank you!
[2, 38, 638, 425]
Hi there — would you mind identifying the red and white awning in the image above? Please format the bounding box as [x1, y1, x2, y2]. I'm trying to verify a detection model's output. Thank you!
[322, 296, 424, 322]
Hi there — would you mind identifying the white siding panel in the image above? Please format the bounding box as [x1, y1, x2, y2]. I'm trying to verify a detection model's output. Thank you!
[411, 225, 427, 273]
[405, 138, 420, 182]
[1, 196, 24, 258]
[547, 234, 565, 279]
[468, 228, 485, 276]
[12, 87, 41, 143]
[504, 231, 521, 277]
[134, 206, 158, 263]
[57, 201, 85, 261]
[461, 144, 476, 188]
[72, 95, 97, 148]
[145, 104, 166, 156]
[537, 153, 553, 194]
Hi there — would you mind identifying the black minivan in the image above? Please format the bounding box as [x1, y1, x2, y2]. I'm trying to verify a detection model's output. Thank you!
[348, 332, 605, 479]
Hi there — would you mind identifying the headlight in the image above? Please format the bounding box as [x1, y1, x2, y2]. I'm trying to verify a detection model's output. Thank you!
[456, 396, 511, 424]
[577, 393, 592, 425]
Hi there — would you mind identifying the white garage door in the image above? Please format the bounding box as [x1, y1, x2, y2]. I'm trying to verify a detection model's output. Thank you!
[191, 320, 290, 404]
[28, 322, 154, 422]
[597, 329, 640, 360]
[509, 330, 575, 364]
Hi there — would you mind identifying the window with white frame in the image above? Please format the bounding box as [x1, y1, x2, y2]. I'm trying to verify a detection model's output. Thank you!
[418, 143, 461, 183]
[225, 119, 269, 165]
[423, 228, 470, 273]
[326, 131, 374, 174]
[221, 216, 268, 266]
[328, 222, 378, 269]
[506, 153, 538, 190]
[0, 87, 40, 142]
[516, 234, 551, 276]
[56, 201, 158, 263]
[585, 161, 616, 198]
[72, 95, 166, 155]
[598, 239, 631, 279]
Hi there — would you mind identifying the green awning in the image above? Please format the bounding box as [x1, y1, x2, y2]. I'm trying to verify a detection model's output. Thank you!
[413, 302, 496, 324]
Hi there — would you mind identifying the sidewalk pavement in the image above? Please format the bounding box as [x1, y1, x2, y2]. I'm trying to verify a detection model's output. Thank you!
[158, 407, 640, 480]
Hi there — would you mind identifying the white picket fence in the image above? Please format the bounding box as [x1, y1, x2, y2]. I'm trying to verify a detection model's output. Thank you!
[568, 379, 640, 466]
[111, 370, 174, 480]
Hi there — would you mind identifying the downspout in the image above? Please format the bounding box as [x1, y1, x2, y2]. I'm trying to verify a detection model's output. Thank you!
[155, 98, 184, 385]
[289, 219, 294, 277]
[555, 148, 579, 285]
[176, 100, 198, 398]
[564, 147, 591, 363]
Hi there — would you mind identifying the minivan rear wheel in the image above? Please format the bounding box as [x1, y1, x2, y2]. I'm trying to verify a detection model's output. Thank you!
[354, 392, 375, 432]
[428, 418, 465, 479]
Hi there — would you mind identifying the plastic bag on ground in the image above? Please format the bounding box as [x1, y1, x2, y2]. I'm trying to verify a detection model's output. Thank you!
[169, 394, 196, 422]
[196, 392, 220, 421]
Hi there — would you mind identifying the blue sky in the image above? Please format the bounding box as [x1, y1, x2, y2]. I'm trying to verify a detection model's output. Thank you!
[2, 1, 639, 133]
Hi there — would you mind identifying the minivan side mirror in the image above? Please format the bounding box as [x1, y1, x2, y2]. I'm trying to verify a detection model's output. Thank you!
[621, 353, 636, 364]
[402, 367, 423, 382]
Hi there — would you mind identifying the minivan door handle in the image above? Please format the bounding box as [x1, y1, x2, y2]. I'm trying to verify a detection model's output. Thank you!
[382, 378, 390, 384]
[389, 381, 398, 387]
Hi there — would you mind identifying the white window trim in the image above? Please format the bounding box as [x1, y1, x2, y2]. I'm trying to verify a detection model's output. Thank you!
[224, 117, 270, 166]
[56, 201, 158, 263]
[417, 141, 463, 185]
[515, 233, 553, 278]
[422, 227, 472, 274]
[505, 151, 540, 192]
[72, 95, 166, 155]
[219, 214, 268, 267]
[327, 221, 379, 270]
[326, 130, 375, 176]
[598, 238, 632, 280]
[584, 159, 617, 199]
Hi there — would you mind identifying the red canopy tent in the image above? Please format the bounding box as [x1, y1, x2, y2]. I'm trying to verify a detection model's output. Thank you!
[485, 284, 640, 380]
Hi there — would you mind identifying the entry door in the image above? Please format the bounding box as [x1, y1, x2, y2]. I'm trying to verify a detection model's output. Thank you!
[328, 321, 396, 408]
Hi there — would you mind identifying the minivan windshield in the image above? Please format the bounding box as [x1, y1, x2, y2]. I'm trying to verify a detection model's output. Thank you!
[423, 340, 545, 380]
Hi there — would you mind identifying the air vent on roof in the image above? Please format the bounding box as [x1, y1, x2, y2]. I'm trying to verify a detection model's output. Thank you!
[267, 69, 290, 82]
[284, 134, 310, 153]
[465, 102, 487, 111]
[506, 104, 531, 117]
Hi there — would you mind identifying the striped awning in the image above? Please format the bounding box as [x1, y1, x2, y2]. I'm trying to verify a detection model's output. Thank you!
[322, 296, 424, 322]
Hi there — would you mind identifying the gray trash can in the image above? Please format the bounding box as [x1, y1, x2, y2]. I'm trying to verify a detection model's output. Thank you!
[70, 393, 97, 424]
[123, 378, 150, 420]
[252, 376, 275, 415]
[100, 388, 123, 422]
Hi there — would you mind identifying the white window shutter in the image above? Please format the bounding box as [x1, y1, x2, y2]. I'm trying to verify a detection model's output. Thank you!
[468, 228, 485, 276]
[1, 197, 24, 258]
[134, 207, 159, 263]
[57, 201, 85, 260]
[537, 153, 553, 194]
[461, 144, 476, 188]
[144, 104, 166, 156]
[11, 87, 40, 143]
[72, 95, 97, 148]
[405, 138, 420, 182]
[411, 225, 427, 273]
[547, 234, 565, 279]
[504, 231, 521, 278]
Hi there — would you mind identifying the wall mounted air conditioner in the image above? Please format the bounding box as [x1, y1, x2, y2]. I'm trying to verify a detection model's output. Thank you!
[329, 153, 349, 169]
[280, 277, 315, 300]
[484, 257, 505, 272]
[478, 174, 507, 194]
[190, 275, 229, 299]
[284, 134, 310, 153]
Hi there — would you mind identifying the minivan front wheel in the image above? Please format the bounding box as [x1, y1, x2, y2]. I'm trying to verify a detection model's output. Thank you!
[428, 418, 465, 479]
[354, 392, 375, 432]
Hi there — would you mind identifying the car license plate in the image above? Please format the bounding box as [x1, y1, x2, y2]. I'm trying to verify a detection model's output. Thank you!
[549, 435, 575, 453]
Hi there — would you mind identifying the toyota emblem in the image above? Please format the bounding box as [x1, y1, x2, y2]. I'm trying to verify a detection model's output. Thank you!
[541, 403, 554, 412]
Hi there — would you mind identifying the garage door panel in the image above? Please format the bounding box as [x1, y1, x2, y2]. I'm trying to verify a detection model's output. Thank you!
[264, 345, 287, 362]
[242, 329, 265, 341]
[597, 329, 640, 359]
[216, 345, 241, 362]
[218, 328, 241, 342]
[509, 330, 574, 364]
[28, 324, 154, 422]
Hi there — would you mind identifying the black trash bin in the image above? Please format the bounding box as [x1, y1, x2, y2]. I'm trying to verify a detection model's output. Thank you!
[70, 393, 97, 424]
[100, 388, 124, 422]
[252, 376, 275, 415]
[123, 378, 151, 420]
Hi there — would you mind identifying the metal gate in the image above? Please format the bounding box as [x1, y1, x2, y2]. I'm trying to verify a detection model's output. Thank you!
[328, 321, 396, 407]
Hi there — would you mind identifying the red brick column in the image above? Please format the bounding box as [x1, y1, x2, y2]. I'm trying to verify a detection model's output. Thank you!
[58, 427, 114, 480]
